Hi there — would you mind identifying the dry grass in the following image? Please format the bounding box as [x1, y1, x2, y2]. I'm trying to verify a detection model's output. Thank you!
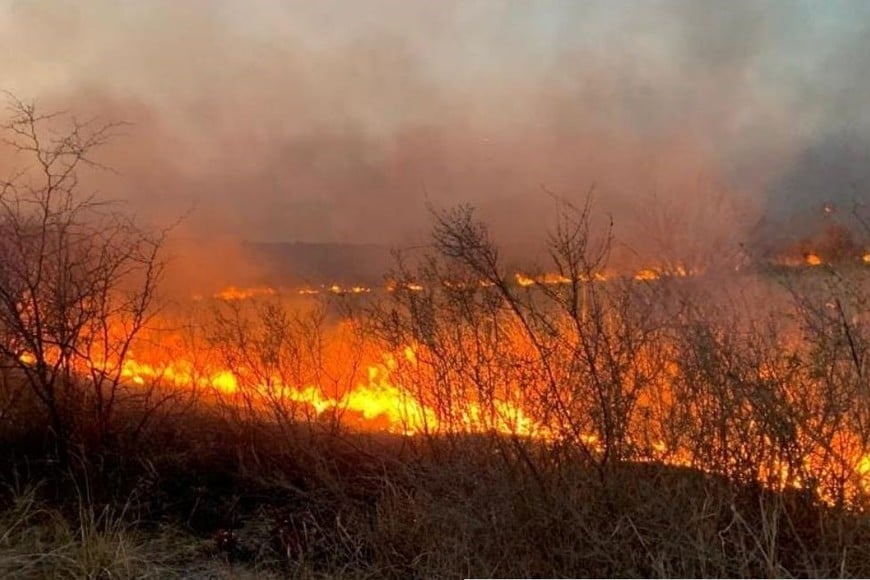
[3, 413, 870, 579]
[0, 484, 181, 578]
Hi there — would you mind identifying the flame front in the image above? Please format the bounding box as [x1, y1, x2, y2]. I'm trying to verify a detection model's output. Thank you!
[214, 286, 277, 301]
[114, 335, 545, 439]
[22, 250, 867, 505]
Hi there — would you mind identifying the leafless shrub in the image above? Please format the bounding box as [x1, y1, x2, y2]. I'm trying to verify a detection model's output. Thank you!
[363, 194, 677, 484]
[204, 296, 369, 438]
[0, 95, 167, 453]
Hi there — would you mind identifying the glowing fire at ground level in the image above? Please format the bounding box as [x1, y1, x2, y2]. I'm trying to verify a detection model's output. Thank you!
[204, 253, 870, 300]
[117, 341, 543, 439]
[15, 254, 870, 505]
[45, 305, 867, 508]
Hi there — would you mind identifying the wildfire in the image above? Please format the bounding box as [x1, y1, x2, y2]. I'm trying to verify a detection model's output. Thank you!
[206, 265, 739, 302]
[210, 284, 377, 299]
[633, 265, 695, 281]
[136, 252, 870, 504]
[214, 286, 277, 301]
[774, 248, 870, 268]
[634, 268, 660, 281]
[515, 271, 607, 286]
[515, 273, 535, 287]
[16, 292, 870, 507]
[208, 271, 620, 301]
[386, 281, 424, 292]
[112, 338, 546, 439]
[329, 284, 372, 295]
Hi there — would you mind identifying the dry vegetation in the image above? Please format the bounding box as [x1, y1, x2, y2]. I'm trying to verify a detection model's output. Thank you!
[1, 99, 869, 578]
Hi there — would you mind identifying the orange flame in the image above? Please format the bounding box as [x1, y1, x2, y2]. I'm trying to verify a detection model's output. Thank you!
[214, 286, 277, 301]
[805, 253, 823, 266]
[634, 268, 660, 281]
[515, 273, 535, 287]
[19, 295, 870, 507]
[114, 338, 546, 439]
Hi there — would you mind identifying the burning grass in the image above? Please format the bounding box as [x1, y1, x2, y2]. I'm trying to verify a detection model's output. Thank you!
[2, 253, 869, 576]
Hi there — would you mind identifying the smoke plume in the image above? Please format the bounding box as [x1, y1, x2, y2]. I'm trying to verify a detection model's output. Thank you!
[2, 0, 868, 283]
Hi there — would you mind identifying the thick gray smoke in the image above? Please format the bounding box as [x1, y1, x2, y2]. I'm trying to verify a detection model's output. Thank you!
[2, 0, 868, 284]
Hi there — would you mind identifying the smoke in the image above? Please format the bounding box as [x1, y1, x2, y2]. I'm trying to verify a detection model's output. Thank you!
[2, 0, 868, 279]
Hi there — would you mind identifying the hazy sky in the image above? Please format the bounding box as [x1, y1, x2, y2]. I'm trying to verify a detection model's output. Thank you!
[2, 0, 868, 254]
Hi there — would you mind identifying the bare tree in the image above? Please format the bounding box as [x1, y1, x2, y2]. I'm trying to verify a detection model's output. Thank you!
[0, 94, 166, 453]
[364, 193, 675, 482]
